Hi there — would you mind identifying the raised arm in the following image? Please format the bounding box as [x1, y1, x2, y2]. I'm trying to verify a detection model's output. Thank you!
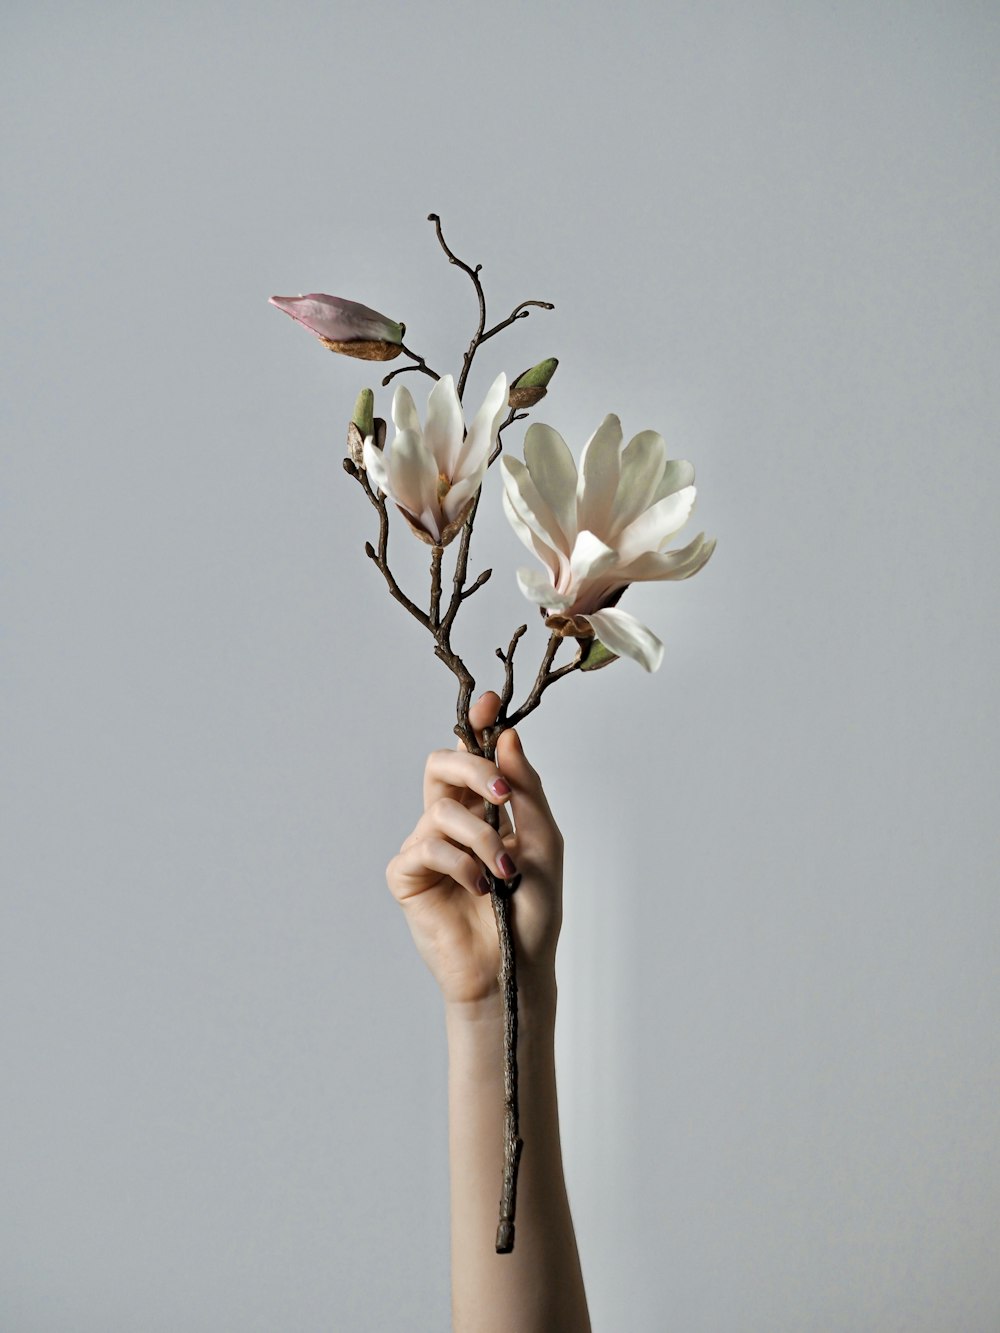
[386, 692, 591, 1333]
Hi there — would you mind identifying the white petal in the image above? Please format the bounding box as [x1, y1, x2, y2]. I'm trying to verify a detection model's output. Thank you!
[516, 566, 570, 609]
[387, 428, 440, 520]
[423, 374, 464, 474]
[362, 436, 391, 494]
[569, 530, 619, 586]
[524, 422, 578, 546]
[651, 457, 696, 504]
[441, 462, 486, 523]
[620, 532, 716, 582]
[455, 372, 507, 478]
[501, 456, 571, 558]
[585, 607, 665, 672]
[576, 415, 623, 535]
[615, 485, 697, 564]
[609, 430, 667, 537]
[392, 384, 421, 435]
[502, 488, 562, 581]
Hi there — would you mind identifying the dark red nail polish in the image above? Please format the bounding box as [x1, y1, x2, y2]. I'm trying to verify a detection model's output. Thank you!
[489, 777, 511, 798]
[477, 875, 492, 895]
[497, 853, 517, 879]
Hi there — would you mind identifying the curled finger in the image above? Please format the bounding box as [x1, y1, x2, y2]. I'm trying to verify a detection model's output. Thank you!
[387, 836, 491, 903]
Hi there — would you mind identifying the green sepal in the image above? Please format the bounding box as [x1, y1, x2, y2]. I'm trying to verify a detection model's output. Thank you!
[580, 639, 619, 672]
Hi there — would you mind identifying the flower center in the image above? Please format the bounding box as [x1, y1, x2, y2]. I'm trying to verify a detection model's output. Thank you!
[437, 473, 452, 502]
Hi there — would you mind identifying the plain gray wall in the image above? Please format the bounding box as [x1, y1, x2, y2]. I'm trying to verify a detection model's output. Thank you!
[3, 2, 999, 1329]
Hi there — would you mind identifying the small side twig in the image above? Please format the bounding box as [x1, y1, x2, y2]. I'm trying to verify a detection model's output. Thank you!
[382, 342, 441, 387]
[490, 406, 528, 466]
[344, 459, 430, 630]
[507, 632, 585, 728]
[480, 299, 555, 346]
[463, 568, 492, 600]
[496, 624, 528, 715]
[441, 494, 481, 637]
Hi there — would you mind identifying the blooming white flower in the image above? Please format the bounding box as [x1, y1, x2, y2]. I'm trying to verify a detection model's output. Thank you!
[501, 415, 715, 671]
[364, 373, 508, 546]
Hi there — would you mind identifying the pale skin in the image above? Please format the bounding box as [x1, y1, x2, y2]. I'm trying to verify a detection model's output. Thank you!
[386, 692, 592, 1333]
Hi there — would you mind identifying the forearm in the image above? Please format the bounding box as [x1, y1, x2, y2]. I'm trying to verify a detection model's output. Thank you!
[446, 979, 591, 1333]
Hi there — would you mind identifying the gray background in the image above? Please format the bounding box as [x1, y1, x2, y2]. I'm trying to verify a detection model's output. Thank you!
[3, 2, 999, 1329]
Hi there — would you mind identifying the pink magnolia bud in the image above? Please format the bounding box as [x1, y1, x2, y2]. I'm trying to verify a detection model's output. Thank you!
[269, 294, 405, 361]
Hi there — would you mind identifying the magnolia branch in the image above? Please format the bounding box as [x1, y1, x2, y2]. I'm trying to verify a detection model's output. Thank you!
[341, 217, 567, 1254]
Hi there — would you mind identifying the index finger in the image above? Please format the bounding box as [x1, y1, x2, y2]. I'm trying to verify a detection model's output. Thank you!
[423, 748, 513, 812]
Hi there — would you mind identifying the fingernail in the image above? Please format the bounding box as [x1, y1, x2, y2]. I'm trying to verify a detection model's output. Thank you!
[477, 875, 492, 895]
[497, 853, 517, 879]
[489, 777, 511, 798]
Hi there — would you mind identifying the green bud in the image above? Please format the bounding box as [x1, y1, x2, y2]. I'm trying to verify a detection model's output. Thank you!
[352, 388, 375, 439]
[512, 357, 558, 390]
[509, 358, 558, 409]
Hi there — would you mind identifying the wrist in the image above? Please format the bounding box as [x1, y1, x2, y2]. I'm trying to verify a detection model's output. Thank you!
[445, 970, 557, 1034]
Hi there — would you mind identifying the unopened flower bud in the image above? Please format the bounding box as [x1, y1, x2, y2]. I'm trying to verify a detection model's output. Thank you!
[347, 394, 386, 470]
[353, 388, 374, 439]
[508, 357, 558, 409]
[270, 294, 405, 361]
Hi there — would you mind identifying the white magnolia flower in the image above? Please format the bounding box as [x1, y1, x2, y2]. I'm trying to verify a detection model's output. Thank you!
[364, 373, 508, 546]
[501, 415, 715, 671]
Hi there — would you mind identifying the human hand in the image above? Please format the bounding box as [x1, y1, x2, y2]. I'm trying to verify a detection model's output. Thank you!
[386, 692, 563, 1010]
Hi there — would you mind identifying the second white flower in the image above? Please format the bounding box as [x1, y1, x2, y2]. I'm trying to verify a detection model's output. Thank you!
[364, 373, 508, 546]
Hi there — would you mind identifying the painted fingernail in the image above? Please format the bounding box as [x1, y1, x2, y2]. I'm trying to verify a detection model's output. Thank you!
[489, 777, 511, 798]
[477, 875, 492, 895]
[497, 853, 517, 879]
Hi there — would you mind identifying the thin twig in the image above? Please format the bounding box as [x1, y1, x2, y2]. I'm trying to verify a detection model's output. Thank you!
[428, 214, 488, 405]
[490, 407, 528, 466]
[441, 494, 480, 637]
[507, 632, 585, 728]
[480, 299, 555, 346]
[462, 568, 492, 599]
[382, 342, 441, 387]
[496, 625, 528, 715]
[343, 461, 431, 630]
